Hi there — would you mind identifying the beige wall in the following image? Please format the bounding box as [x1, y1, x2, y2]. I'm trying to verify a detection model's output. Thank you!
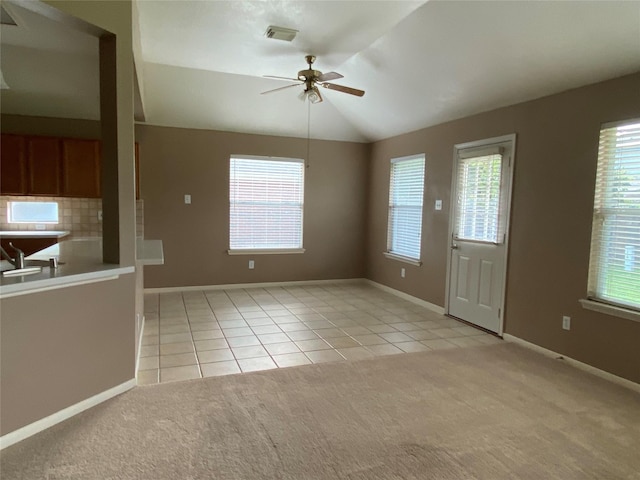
[137, 124, 369, 288]
[0, 275, 136, 435]
[43, 0, 137, 266]
[367, 73, 640, 383]
[0, 0, 138, 437]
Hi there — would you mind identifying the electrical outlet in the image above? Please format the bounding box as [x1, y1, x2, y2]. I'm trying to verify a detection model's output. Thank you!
[401, 268, 406, 278]
[249, 260, 255, 270]
[435, 199, 442, 210]
[184, 194, 192, 204]
[97, 211, 103, 221]
[562, 316, 571, 330]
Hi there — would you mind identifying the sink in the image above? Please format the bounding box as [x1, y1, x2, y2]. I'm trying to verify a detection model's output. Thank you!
[1, 267, 42, 277]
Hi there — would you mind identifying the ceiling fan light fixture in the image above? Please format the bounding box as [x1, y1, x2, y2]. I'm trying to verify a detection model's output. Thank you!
[307, 86, 322, 104]
[265, 25, 298, 42]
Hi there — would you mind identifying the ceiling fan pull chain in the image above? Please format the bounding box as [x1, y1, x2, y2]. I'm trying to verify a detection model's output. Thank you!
[306, 100, 311, 169]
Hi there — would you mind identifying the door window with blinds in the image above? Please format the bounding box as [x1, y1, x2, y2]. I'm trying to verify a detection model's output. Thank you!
[229, 156, 305, 253]
[587, 119, 640, 311]
[386, 154, 425, 263]
[454, 147, 505, 243]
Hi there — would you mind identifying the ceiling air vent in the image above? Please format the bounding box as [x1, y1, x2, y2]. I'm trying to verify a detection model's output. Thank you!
[265, 26, 298, 42]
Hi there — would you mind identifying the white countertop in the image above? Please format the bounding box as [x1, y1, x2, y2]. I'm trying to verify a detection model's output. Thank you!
[0, 237, 164, 298]
[0, 238, 134, 298]
[0, 230, 71, 238]
[136, 239, 164, 265]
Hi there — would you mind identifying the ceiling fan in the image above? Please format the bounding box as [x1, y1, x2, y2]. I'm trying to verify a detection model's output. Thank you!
[261, 55, 365, 104]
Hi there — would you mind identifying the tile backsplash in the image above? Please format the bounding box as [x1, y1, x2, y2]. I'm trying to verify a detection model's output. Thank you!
[0, 196, 144, 238]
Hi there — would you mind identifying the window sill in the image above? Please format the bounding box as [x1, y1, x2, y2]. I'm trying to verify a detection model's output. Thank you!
[579, 299, 640, 324]
[383, 252, 422, 266]
[228, 248, 305, 255]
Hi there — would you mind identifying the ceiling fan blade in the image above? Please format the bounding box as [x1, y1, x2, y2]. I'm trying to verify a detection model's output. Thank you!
[261, 83, 301, 95]
[263, 75, 301, 82]
[316, 71, 343, 82]
[320, 82, 365, 97]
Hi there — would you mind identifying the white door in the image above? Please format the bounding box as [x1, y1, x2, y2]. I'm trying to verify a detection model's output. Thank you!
[446, 135, 515, 334]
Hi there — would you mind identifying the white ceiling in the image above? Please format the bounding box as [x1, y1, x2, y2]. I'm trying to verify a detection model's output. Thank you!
[1, 1, 639, 143]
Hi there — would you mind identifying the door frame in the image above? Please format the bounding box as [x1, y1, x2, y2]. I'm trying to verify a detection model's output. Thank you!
[444, 133, 517, 336]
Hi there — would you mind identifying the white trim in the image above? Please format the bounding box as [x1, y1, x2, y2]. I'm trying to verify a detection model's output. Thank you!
[145, 278, 364, 294]
[0, 379, 136, 450]
[579, 299, 640, 324]
[445, 133, 516, 336]
[458, 145, 503, 159]
[390, 153, 424, 164]
[364, 279, 445, 315]
[383, 252, 422, 266]
[230, 154, 304, 164]
[503, 334, 640, 394]
[135, 315, 146, 375]
[0, 267, 134, 299]
[227, 248, 305, 255]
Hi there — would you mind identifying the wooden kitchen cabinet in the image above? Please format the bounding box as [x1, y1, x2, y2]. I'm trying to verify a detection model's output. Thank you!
[62, 138, 101, 198]
[0, 134, 27, 195]
[27, 136, 62, 195]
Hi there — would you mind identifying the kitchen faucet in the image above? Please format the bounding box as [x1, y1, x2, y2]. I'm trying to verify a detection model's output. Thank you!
[0, 243, 26, 269]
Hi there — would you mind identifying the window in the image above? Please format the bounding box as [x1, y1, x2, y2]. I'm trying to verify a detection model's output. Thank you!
[229, 156, 304, 252]
[587, 120, 640, 311]
[8, 201, 59, 224]
[386, 154, 425, 263]
[454, 147, 504, 243]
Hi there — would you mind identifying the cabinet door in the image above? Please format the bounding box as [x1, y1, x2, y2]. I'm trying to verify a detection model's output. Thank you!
[0, 134, 27, 195]
[27, 137, 62, 195]
[62, 139, 101, 198]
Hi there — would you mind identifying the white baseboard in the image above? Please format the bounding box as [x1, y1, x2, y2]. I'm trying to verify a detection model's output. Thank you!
[135, 314, 146, 376]
[144, 278, 364, 294]
[0, 378, 136, 450]
[503, 334, 640, 394]
[364, 279, 446, 315]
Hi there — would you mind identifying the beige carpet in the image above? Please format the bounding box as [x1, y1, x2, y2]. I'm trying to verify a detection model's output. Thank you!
[2, 343, 639, 479]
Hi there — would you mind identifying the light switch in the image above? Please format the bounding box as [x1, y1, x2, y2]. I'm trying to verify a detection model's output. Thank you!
[435, 199, 442, 210]
[184, 194, 192, 204]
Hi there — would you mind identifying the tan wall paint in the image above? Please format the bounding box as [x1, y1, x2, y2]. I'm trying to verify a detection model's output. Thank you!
[44, 0, 136, 266]
[367, 73, 640, 383]
[0, 274, 136, 436]
[0, 1, 138, 437]
[136, 124, 369, 288]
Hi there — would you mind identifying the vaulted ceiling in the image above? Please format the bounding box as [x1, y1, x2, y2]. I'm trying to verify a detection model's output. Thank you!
[2, 1, 639, 143]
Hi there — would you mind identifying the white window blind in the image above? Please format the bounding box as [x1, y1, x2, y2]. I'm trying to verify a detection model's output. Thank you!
[454, 149, 504, 243]
[387, 155, 425, 261]
[229, 156, 304, 251]
[588, 120, 640, 311]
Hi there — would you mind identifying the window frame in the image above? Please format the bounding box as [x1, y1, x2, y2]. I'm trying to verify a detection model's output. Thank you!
[384, 153, 426, 266]
[7, 201, 59, 224]
[583, 118, 640, 322]
[228, 155, 306, 255]
[453, 147, 505, 245]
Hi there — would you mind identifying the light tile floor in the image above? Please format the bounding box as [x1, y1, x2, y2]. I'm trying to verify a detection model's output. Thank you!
[137, 282, 502, 385]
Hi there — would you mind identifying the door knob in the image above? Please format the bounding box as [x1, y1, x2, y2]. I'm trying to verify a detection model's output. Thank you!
[451, 244, 459, 250]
